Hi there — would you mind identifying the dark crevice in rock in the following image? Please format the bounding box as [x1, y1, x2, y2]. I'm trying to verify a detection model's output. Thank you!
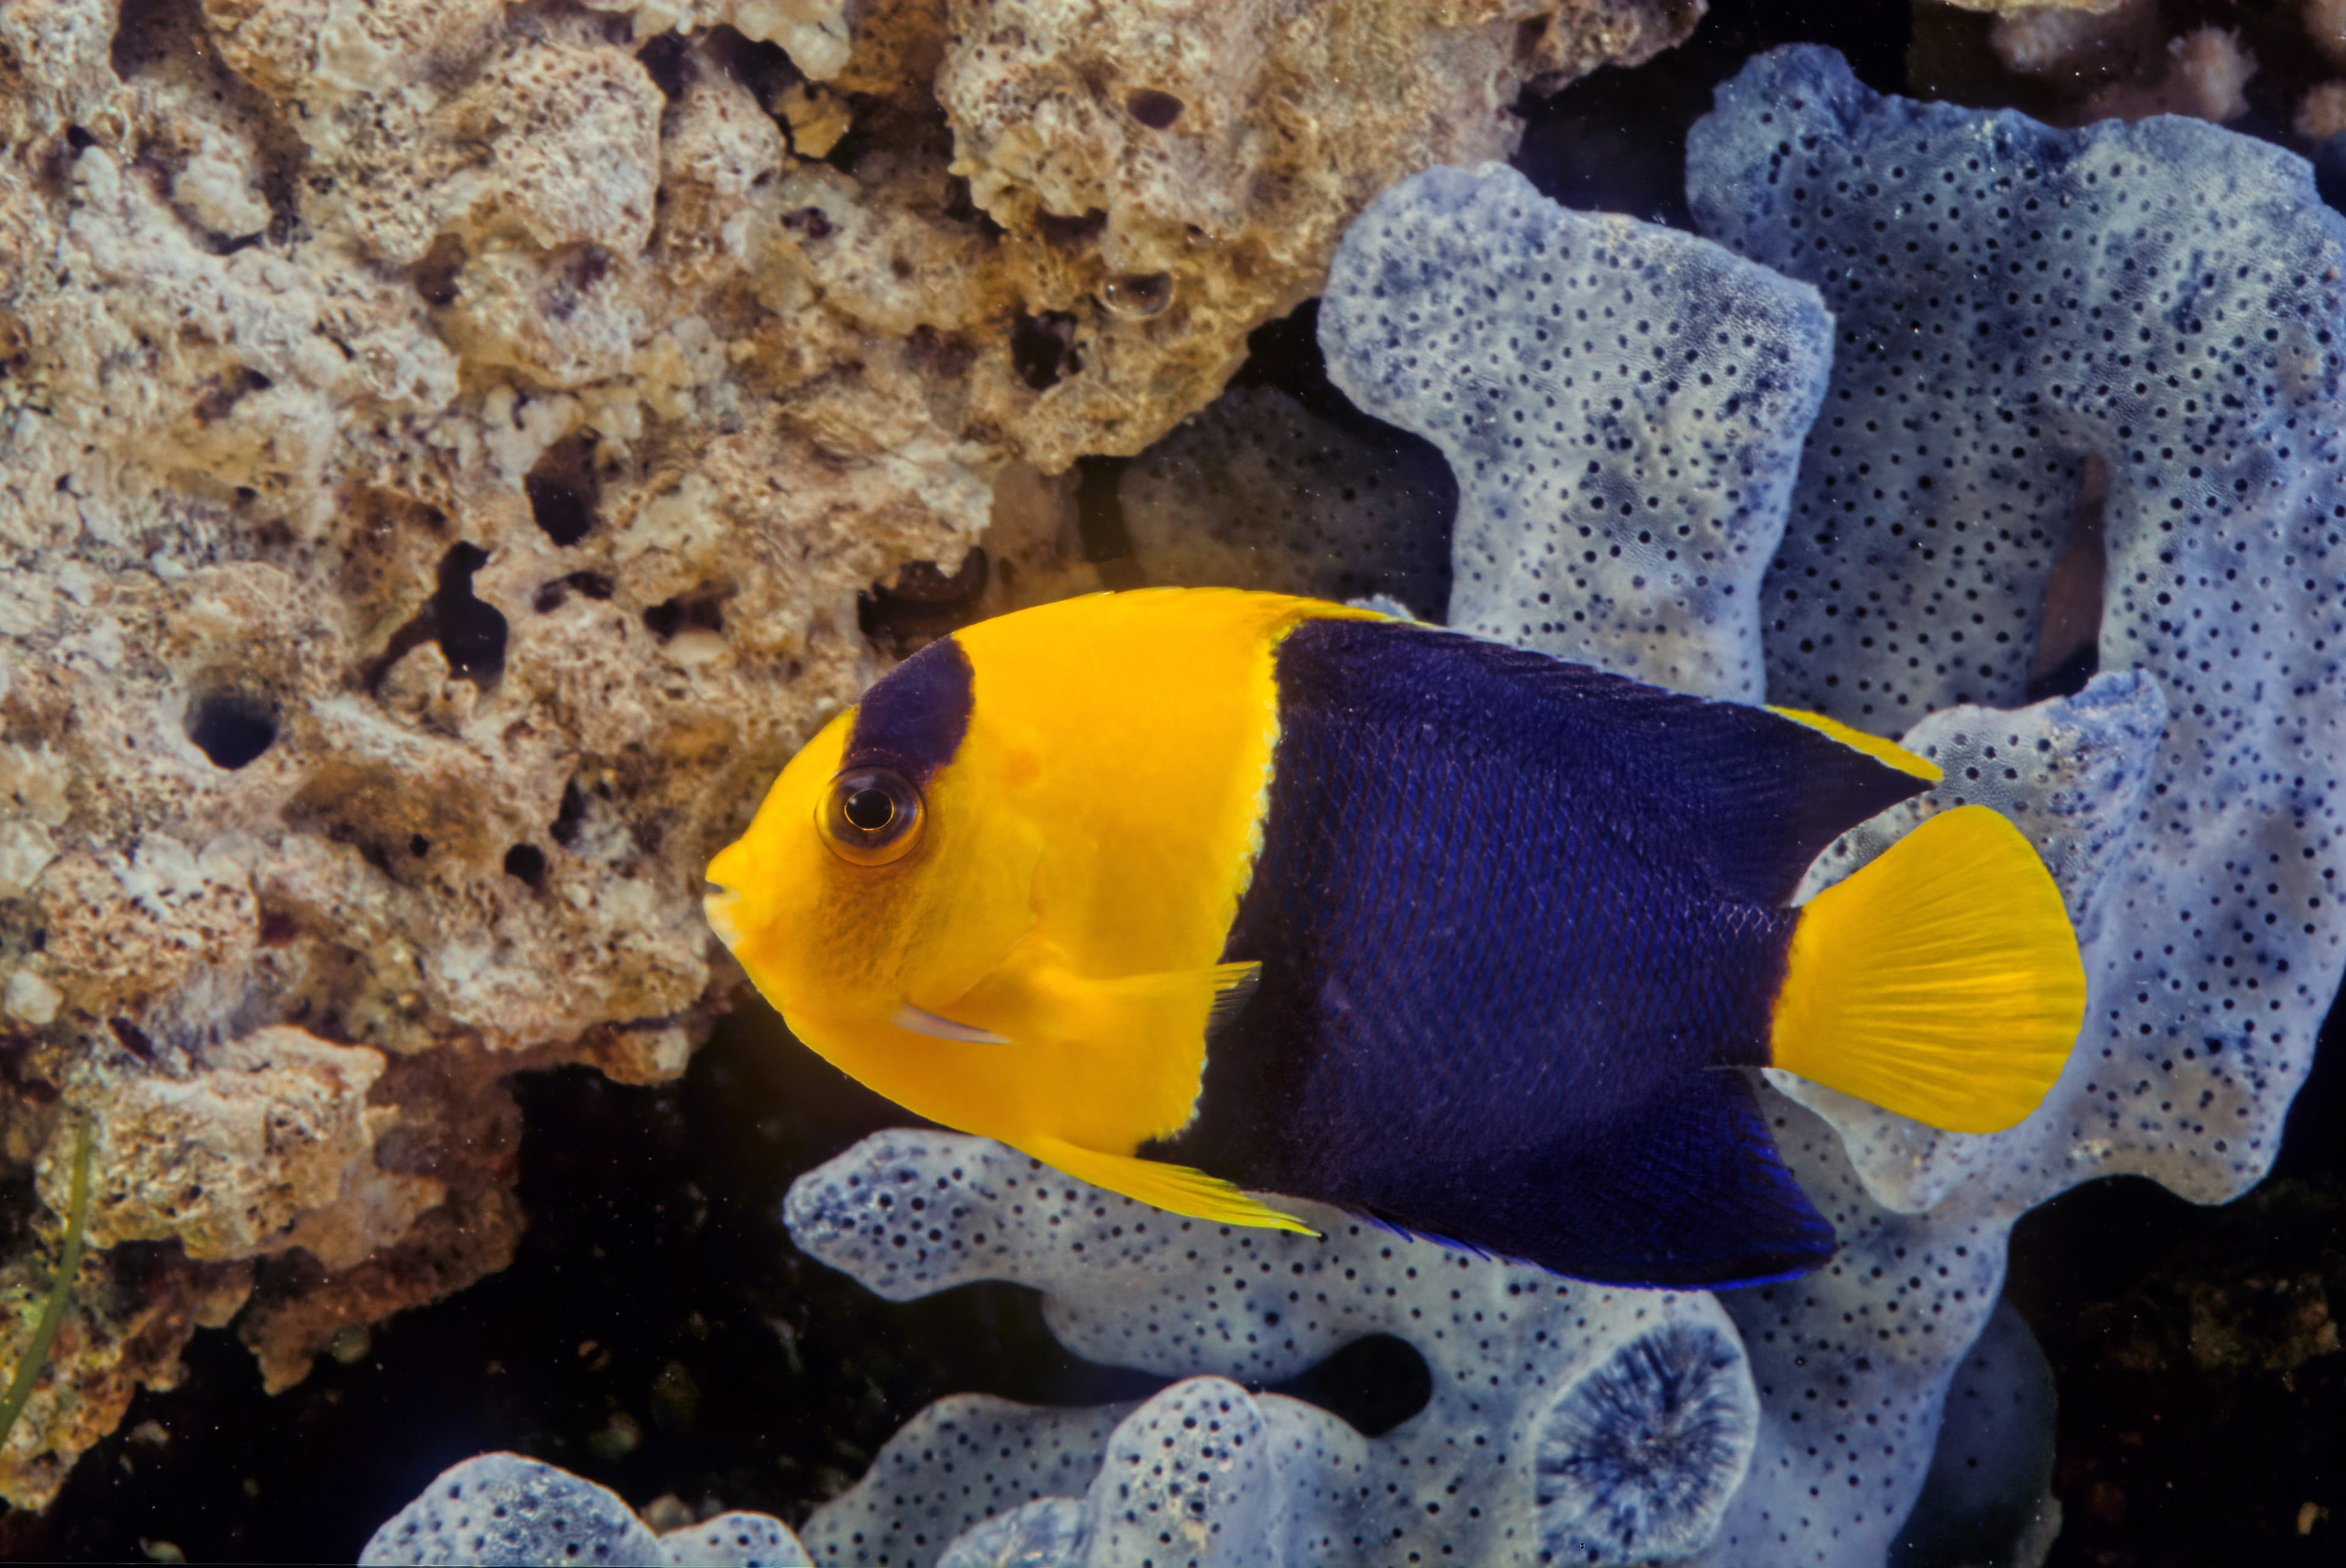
[413, 235, 466, 308]
[192, 367, 271, 425]
[524, 434, 602, 547]
[642, 586, 726, 642]
[433, 544, 508, 684]
[184, 689, 277, 769]
[857, 550, 989, 657]
[1125, 88, 1184, 129]
[2027, 454, 2105, 704]
[502, 844, 547, 889]
[704, 26, 802, 115]
[108, 1016, 160, 1062]
[532, 571, 615, 614]
[1266, 1333, 1431, 1439]
[1032, 208, 1106, 249]
[1009, 310, 1080, 390]
[635, 30, 693, 102]
[549, 781, 587, 850]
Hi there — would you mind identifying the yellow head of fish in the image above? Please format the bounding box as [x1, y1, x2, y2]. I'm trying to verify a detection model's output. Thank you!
[702, 589, 1336, 1208]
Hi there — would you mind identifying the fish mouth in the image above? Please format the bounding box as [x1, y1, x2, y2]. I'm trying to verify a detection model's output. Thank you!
[701, 884, 744, 948]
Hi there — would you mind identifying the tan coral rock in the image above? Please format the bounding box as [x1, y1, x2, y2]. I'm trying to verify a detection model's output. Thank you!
[1939, 0, 2127, 12]
[2083, 24, 2257, 123]
[2310, 0, 2346, 71]
[438, 45, 665, 257]
[0, 0, 1698, 1507]
[932, 0, 1703, 467]
[35, 1027, 405, 1263]
[1989, 0, 2160, 81]
[2299, 79, 2346, 139]
[0, 1244, 252, 1512]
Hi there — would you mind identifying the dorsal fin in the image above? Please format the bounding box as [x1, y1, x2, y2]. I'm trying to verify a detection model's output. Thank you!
[1362, 626, 1933, 906]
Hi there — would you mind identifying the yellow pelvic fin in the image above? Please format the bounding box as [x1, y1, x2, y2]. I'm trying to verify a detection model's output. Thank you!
[1770, 804, 2085, 1135]
[1767, 706, 1945, 783]
[1023, 1135, 1321, 1236]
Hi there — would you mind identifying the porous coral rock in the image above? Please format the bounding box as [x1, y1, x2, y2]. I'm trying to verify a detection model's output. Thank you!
[0, 1234, 251, 1514]
[361, 1449, 812, 1566]
[934, 0, 1706, 469]
[1114, 383, 1455, 617]
[2080, 24, 2257, 124]
[1689, 43, 2346, 1561]
[32, 1025, 423, 1264]
[1318, 161, 1830, 704]
[783, 60, 2346, 1566]
[0, 0, 1697, 1514]
[1942, 1, 2125, 10]
[2298, 78, 2346, 140]
[787, 1129, 1761, 1568]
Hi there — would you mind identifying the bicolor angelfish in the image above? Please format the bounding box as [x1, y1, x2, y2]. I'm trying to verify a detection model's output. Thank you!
[705, 590, 2085, 1288]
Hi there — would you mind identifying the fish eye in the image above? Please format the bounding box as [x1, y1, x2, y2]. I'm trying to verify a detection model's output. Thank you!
[820, 766, 924, 866]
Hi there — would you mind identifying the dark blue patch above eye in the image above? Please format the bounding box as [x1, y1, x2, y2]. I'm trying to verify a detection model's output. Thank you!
[844, 635, 975, 785]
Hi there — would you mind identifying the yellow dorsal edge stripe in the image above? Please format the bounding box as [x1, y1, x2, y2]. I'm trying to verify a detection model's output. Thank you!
[1767, 706, 1943, 783]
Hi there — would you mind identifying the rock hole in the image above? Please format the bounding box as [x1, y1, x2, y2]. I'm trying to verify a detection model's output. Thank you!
[414, 234, 466, 307]
[550, 781, 587, 849]
[185, 689, 277, 769]
[1265, 1334, 1431, 1438]
[434, 543, 508, 684]
[109, 0, 178, 78]
[1032, 208, 1106, 249]
[193, 366, 272, 424]
[643, 588, 726, 641]
[781, 205, 835, 241]
[1125, 88, 1185, 129]
[257, 908, 300, 946]
[704, 26, 802, 115]
[541, 246, 614, 322]
[857, 549, 991, 655]
[64, 125, 96, 154]
[525, 434, 602, 546]
[635, 31, 693, 101]
[2028, 453, 2104, 702]
[503, 844, 547, 889]
[108, 1016, 160, 1061]
[409, 834, 431, 858]
[533, 571, 615, 614]
[1010, 310, 1081, 390]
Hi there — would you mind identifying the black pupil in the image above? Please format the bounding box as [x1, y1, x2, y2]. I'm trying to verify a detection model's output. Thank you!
[843, 787, 896, 833]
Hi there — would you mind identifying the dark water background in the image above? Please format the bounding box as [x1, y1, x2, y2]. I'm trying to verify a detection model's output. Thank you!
[8, 1, 2342, 1561]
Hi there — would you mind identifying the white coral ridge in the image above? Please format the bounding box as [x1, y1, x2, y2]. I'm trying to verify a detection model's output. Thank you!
[761, 44, 2346, 1568]
[786, 1131, 1760, 1567]
[360, 1451, 809, 1567]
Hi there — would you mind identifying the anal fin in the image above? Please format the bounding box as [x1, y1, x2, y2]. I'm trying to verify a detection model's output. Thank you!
[1331, 1069, 1834, 1288]
[1024, 1135, 1320, 1238]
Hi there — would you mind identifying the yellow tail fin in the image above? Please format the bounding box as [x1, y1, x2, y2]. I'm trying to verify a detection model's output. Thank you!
[1770, 805, 2085, 1135]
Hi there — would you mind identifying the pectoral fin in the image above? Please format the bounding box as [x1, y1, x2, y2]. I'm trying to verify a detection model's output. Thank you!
[1025, 1134, 1320, 1237]
[1026, 959, 1262, 1040]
